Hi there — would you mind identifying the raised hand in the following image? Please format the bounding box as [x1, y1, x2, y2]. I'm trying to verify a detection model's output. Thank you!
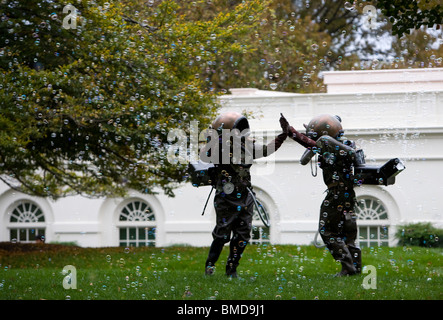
[279, 113, 290, 133]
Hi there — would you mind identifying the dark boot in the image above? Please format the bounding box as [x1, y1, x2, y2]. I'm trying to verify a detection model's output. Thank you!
[225, 238, 247, 277]
[225, 260, 238, 278]
[327, 242, 357, 277]
[348, 245, 362, 274]
[205, 238, 225, 275]
[335, 257, 358, 277]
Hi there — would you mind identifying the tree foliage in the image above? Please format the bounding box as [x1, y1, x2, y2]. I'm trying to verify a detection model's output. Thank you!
[376, 0, 442, 37]
[0, 0, 266, 199]
[183, 0, 356, 93]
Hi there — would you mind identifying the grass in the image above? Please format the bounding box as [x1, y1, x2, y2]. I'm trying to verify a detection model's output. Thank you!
[0, 242, 441, 300]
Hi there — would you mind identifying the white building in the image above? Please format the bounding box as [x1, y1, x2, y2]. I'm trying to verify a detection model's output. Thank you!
[1, 68, 442, 248]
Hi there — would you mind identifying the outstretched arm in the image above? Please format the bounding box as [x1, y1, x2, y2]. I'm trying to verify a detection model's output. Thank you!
[253, 114, 288, 159]
[279, 113, 317, 149]
[254, 131, 287, 159]
[287, 125, 317, 149]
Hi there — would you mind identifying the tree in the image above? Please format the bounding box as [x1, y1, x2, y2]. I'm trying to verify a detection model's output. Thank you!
[180, 0, 338, 93]
[341, 1, 443, 70]
[385, 28, 443, 69]
[376, 0, 442, 37]
[0, 0, 266, 199]
[186, 0, 386, 93]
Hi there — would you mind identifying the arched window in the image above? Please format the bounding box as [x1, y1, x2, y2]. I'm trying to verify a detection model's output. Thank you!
[355, 196, 389, 247]
[8, 201, 46, 243]
[250, 198, 270, 245]
[117, 199, 156, 247]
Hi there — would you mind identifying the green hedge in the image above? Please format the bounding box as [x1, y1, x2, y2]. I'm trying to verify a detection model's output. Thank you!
[396, 222, 443, 248]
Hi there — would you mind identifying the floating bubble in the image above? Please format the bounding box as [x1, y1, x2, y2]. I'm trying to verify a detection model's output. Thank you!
[344, 2, 354, 11]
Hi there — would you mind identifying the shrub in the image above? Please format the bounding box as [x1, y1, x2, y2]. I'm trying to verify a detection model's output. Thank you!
[396, 222, 443, 248]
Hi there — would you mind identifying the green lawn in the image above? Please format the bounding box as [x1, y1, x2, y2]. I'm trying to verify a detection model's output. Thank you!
[0, 243, 441, 300]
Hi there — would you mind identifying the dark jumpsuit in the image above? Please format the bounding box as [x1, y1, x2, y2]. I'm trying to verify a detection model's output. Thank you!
[204, 131, 286, 276]
[315, 136, 362, 275]
[288, 120, 362, 275]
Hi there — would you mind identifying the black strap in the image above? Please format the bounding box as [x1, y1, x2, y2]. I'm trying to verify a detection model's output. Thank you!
[201, 187, 214, 216]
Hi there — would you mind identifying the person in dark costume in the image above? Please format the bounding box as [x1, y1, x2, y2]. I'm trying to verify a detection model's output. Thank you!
[202, 112, 288, 277]
[282, 114, 362, 276]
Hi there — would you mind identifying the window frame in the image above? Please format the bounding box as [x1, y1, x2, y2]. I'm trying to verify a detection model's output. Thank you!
[7, 200, 46, 243]
[355, 196, 390, 247]
[116, 199, 156, 247]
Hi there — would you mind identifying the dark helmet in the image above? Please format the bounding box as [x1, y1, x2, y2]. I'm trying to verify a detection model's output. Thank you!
[304, 114, 343, 140]
[211, 111, 250, 133]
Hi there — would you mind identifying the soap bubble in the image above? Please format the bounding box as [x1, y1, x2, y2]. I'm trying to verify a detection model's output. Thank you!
[344, 2, 354, 11]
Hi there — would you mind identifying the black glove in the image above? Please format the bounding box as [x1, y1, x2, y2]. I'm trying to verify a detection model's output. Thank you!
[279, 113, 290, 134]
